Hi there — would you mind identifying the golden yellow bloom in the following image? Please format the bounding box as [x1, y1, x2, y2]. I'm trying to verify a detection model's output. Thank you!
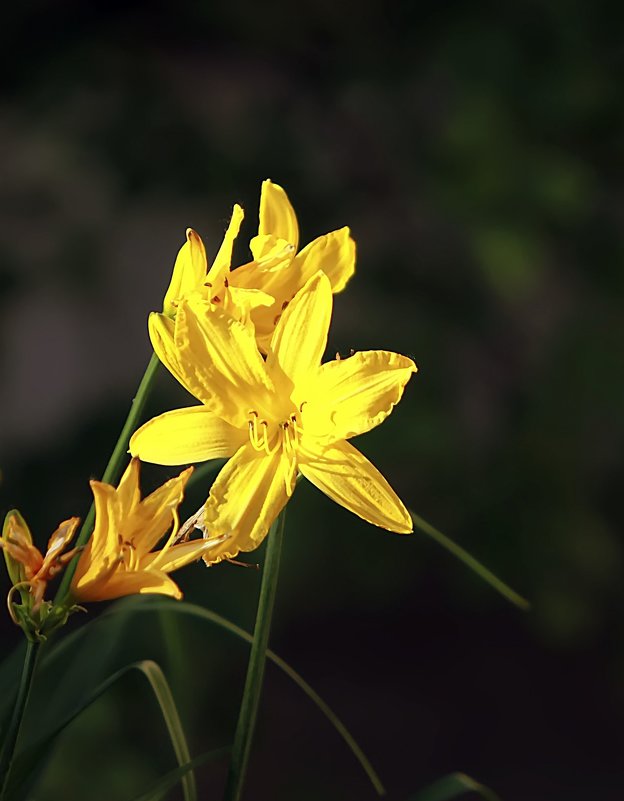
[229, 180, 357, 351]
[130, 272, 415, 564]
[1, 511, 80, 618]
[71, 459, 226, 602]
[161, 206, 273, 320]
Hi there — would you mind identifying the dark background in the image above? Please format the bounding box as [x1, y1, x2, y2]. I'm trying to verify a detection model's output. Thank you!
[1, 2, 623, 799]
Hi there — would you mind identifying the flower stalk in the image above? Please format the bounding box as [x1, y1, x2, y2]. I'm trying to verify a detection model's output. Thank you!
[223, 509, 286, 801]
[0, 641, 40, 801]
[55, 351, 161, 603]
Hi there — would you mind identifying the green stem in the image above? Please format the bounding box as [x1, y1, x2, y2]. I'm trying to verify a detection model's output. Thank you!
[0, 641, 40, 800]
[223, 511, 286, 801]
[55, 352, 161, 602]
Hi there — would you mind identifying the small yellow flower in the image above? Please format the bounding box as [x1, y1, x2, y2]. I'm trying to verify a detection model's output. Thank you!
[130, 272, 415, 564]
[229, 180, 357, 351]
[1, 511, 80, 618]
[71, 459, 226, 602]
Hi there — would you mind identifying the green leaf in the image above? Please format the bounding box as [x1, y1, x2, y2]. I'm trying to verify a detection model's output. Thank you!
[8, 660, 196, 801]
[127, 746, 229, 801]
[39, 595, 385, 796]
[410, 510, 530, 611]
[121, 597, 386, 797]
[407, 772, 501, 801]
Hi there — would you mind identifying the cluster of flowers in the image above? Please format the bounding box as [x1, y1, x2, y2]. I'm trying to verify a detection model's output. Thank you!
[1, 180, 416, 639]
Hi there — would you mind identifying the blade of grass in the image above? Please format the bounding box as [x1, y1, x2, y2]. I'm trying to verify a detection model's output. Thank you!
[409, 510, 530, 611]
[34, 596, 386, 796]
[110, 598, 385, 795]
[406, 771, 501, 801]
[127, 747, 230, 801]
[0, 641, 40, 801]
[223, 510, 286, 801]
[8, 660, 196, 801]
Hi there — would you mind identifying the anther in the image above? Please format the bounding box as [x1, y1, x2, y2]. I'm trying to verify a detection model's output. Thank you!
[224, 277, 229, 288]
[204, 281, 212, 288]
[281, 300, 289, 310]
[211, 295, 221, 304]
[273, 314, 281, 325]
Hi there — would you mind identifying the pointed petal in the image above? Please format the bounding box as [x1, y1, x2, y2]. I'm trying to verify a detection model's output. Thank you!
[175, 300, 274, 427]
[266, 272, 332, 386]
[303, 351, 417, 443]
[206, 203, 244, 284]
[257, 180, 299, 253]
[199, 442, 296, 564]
[293, 227, 356, 294]
[299, 440, 412, 533]
[115, 458, 141, 514]
[72, 482, 121, 588]
[142, 536, 227, 573]
[163, 229, 207, 316]
[130, 407, 245, 466]
[133, 467, 193, 553]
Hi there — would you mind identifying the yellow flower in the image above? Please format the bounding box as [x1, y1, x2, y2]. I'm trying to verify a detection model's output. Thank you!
[162, 205, 272, 320]
[1, 511, 80, 617]
[130, 272, 415, 564]
[71, 459, 226, 602]
[229, 180, 357, 351]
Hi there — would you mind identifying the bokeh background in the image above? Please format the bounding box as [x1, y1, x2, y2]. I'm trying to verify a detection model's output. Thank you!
[1, 2, 623, 799]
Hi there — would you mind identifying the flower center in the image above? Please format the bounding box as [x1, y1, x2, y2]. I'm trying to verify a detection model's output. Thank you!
[118, 535, 139, 571]
[247, 408, 303, 457]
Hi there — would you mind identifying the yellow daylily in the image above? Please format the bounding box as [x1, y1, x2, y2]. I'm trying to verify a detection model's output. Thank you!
[162, 205, 272, 320]
[130, 272, 415, 565]
[1, 511, 80, 618]
[71, 459, 226, 602]
[229, 179, 357, 351]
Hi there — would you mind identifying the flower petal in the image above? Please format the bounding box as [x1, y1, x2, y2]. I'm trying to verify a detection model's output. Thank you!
[130, 407, 246, 466]
[298, 439, 413, 533]
[115, 458, 141, 514]
[175, 300, 275, 427]
[149, 312, 204, 401]
[143, 536, 227, 573]
[257, 180, 299, 254]
[293, 227, 356, 294]
[199, 442, 296, 564]
[163, 229, 207, 317]
[76, 569, 182, 603]
[206, 203, 244, 284]
[302, 350, 417, 443]
[266, 272, 332, 386]
[72, 482, 121, 589]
